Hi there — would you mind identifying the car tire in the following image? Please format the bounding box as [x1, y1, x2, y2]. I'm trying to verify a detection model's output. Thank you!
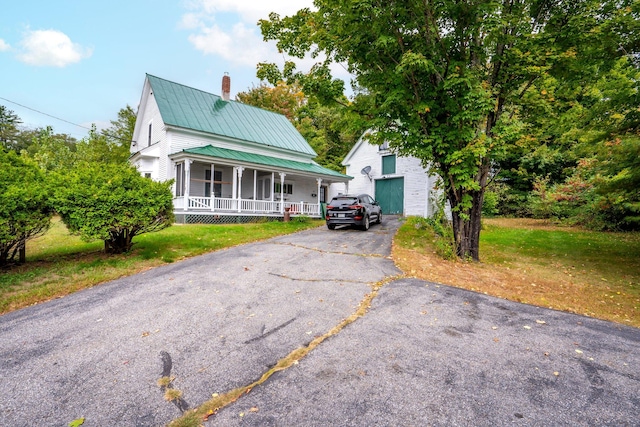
[327, 223, 336, 230]
[376, 212, 382, 224]
[361, 215, 370, 231]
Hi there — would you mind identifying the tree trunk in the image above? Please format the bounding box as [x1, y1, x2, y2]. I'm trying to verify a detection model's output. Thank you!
[104, 229, 135, 254]
[449, 188, 485, 261]
[447, 154, 491, 261]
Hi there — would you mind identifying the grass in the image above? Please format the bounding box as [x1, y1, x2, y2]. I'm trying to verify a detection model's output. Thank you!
[393, 217, 640, 327]
[0, 217, 323, 314]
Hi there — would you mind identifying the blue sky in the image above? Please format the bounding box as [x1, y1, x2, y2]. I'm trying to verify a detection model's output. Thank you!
[0, 0, 320, 140]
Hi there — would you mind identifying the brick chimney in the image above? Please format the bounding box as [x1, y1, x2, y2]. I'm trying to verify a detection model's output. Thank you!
[222, 72, 230, 101]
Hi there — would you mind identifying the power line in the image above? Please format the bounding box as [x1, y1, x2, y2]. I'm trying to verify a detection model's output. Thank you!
[0, 96, 134, 144]
[0, 96, 93, 132]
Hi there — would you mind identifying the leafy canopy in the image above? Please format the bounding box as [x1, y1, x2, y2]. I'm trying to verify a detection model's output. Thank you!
[258, 0, 638, 259]
[0, 150, 52, 265]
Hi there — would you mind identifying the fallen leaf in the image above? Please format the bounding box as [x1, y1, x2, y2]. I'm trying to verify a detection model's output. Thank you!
[553, 371, 560, 376]
[239, 412, 244, 417]
[536, 320, 546, 324]
[493, 337, 500, 342]
[249, 407, 259, 413]
[141, 331, 150, 337]
[523, 325, 531, 330]
[68, 418, 85, 427]
[575, 349, 583, 354]
[491, 326, 498, 330]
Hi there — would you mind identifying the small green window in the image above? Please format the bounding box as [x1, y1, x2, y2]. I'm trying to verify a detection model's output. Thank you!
[382, 155, 396, 175]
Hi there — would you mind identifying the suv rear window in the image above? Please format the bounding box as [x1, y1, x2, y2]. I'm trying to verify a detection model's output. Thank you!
[329, 197, 358, 206]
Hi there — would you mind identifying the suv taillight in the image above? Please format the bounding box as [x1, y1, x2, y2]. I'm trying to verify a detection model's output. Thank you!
[348, 205, 363, 210]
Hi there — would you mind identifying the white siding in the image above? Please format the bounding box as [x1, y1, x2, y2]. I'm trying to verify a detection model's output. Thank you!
[330, 136, 443, 217]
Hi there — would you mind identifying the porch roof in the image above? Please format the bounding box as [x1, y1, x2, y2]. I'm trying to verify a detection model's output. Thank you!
[175, 145, 352, 181]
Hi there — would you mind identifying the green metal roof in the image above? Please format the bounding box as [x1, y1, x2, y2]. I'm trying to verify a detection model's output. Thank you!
[180, 145, 351, 180]
[146, 74, 316, 156]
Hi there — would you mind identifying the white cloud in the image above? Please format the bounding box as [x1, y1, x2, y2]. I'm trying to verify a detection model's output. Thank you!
[0, 39, 10, 51]
[188, 22, 277, 66]
[181, 0, 353, 87]
[17, 29, 92, 67]
[182, 0, 314, 66]
[187, 0, 314, 23]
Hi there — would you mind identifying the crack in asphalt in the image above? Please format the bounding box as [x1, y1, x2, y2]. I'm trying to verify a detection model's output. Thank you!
[168, 274, 404, 425]
[271, 241, 388, 258]
[243, 317, 297, 344]
[159, 351, 190, 413]
[267, 271, 373, 285]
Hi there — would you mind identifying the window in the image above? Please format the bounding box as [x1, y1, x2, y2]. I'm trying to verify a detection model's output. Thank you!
[382, 154, 396, 175]
[175, 162, 185, 196]
[148, 122, 152, 146]
[275, 182, 294, 195]
[205, 170, 223, 197]
[144, 172, 152, 179]
[378, 141, 389, 151]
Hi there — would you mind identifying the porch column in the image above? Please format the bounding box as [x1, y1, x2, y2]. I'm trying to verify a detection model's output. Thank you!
[270, 172, 275, 202]
[237, 167, 244, 212]
[279, 172, 286, 214]
[210, 163, 216, 211]
[316, 178, 322, 216]
[184, 159, 192, 211]
[232, 167, 237, 202]
[253, 170, 257, 204]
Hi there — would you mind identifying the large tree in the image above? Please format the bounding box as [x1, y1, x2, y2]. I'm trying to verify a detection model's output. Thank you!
[258, 0, 637, 260]
[0, 150, 52, 266]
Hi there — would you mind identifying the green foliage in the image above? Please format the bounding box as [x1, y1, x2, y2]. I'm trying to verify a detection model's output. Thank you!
[291, 215, 311, 223]
[0, 150, 52, 266]
[51, 163, 174, 254]
[401, 216, 456, 260]
[0, 105, 22, 151]
[26, 126, 79, 172]
[258, 0, 635, 260]
[593, 136, 640, 229]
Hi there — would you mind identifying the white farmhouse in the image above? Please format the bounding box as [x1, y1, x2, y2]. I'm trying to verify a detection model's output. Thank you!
[129, 74, 351, 223]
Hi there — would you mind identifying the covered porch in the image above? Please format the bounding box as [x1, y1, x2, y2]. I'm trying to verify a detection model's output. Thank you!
[170, 146, 350, 219]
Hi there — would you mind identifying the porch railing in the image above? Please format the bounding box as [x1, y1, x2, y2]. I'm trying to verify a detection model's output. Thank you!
[179, 196, 320, 216]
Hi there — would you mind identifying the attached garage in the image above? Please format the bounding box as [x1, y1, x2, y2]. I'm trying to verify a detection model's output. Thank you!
[375, 177, 404, 215]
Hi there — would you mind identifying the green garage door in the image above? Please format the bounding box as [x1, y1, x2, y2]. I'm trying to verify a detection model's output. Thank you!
[375, 177, 404, 214]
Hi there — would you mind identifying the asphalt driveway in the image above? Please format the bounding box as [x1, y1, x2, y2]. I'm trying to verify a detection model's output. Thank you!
[1, 218, 638, 426]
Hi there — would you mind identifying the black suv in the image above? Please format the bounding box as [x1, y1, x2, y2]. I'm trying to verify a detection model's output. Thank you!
[325, 194, 382, 231]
